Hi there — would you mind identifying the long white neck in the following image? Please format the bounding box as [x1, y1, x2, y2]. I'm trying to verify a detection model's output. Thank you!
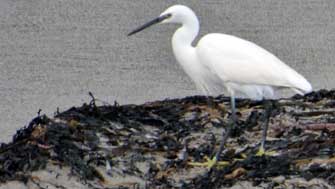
[171, 13, 199, 70]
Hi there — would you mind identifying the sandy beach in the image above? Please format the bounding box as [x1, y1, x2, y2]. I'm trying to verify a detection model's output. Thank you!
[0, 0, 334, 142]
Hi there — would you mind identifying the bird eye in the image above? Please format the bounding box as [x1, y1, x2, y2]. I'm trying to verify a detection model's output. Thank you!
[163, 13, 172, 20]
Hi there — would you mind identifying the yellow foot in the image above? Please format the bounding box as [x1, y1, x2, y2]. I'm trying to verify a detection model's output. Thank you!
[188, 156, 230, 169]
[256, 147, 277, 156]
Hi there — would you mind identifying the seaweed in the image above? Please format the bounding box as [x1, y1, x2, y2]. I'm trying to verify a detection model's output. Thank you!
[0, 90, 334, 188]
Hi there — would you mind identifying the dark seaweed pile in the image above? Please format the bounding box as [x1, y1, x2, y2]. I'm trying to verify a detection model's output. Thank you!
[0, 90, 334, 188]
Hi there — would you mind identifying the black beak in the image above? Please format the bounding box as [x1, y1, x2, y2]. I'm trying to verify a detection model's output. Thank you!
[128, 14, 171, 36]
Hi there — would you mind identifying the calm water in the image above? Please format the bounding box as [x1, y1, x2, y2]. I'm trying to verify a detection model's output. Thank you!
[0, 0, 334, 142]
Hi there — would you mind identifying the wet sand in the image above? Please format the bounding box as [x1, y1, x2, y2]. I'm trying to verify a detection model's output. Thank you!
[0, 0, 334, 142]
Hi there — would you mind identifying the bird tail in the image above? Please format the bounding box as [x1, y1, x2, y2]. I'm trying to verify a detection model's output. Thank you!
[291, 76, 312, 95]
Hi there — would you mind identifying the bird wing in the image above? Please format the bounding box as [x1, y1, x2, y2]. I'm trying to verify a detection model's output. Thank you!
[196, 33, 312, 94]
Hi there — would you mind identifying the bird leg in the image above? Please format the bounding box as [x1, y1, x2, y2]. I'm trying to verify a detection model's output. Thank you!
[256, 100, 277, 156]
[188, 96, 234, 169]
[213, 95, 236, 162]
[203, 95, 237, 168]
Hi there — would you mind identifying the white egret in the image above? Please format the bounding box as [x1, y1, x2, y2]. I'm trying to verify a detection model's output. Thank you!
[128, 5, 312, 168]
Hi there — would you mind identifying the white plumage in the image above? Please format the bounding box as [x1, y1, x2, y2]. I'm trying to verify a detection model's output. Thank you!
[128, 4, 313, 165]
[161, 5, 312, 100]
[196, 33, 312, 99]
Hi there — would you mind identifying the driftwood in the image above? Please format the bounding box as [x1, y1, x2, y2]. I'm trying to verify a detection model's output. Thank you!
[0, 90, 334, 189]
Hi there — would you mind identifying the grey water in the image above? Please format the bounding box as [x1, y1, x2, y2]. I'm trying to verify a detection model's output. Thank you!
[0, 0, 334, 142]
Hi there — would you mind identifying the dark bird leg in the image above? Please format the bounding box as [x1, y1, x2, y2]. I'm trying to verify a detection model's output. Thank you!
[256, 100, 276, 156]
[214, 95, 236, 162]
[188, 95, 233, 168]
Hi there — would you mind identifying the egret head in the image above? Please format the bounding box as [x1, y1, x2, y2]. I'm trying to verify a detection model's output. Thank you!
[159, 5, 196, 24]
[128, 5, 196, 36]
